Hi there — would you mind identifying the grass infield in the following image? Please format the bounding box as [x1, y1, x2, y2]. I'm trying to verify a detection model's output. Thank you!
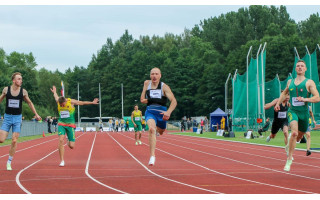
[171, 130, 320, 150]
[0, 132, 58, 147]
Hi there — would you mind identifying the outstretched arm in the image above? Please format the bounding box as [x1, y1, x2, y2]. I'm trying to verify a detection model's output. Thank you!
[264, 98, 278, 110]
[50, 86, 59, 103]
[23, 89, 42, 121]
[71, 98, 99, 106]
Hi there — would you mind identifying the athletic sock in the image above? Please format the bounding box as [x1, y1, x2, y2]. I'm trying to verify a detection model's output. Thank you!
[7, 156, 13, 164]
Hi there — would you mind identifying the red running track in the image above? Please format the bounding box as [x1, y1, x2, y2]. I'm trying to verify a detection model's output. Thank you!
[0, 131, 319, 194]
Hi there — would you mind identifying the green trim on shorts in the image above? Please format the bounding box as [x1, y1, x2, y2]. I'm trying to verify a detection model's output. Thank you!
[134, 122, 142, 132]
[58, 126, 76, 142]
[287, 108, 309, 132]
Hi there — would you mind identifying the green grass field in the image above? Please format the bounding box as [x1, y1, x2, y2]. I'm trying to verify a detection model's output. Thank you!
[0, 133, 57, 147]
[171, 130, 320, 150]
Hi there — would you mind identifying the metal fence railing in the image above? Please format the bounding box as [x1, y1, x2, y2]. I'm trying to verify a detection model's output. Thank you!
[0, 120, 48, 139]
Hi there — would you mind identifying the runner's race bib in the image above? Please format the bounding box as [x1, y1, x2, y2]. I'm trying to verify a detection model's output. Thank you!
[60, 111, 70, 118]
[278, 111, 287, 119]
[292, 97, 305, 106]
[8, 99, 20, 108]
[135, 117, 141, 121]
[150, 89, 161, 99]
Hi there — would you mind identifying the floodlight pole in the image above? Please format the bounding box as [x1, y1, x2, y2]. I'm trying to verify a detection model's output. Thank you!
[276, 74, 281, 96]
[294, 47, 300, 60]
[246, 46, 252, 131]
[256, 44, 262, 118]
[305, 45, 314, 113]
[225, 73, 231, 114]
[232, 69, 238, 132]
[99, 83, 102, 119]
[77, 82, 80, 127]
[261, 42, 267, 123]
[121, 83, 124, 118]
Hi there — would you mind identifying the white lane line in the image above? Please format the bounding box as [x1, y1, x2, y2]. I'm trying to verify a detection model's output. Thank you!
[120, 133, 316, 194]
[0, 137, 58, 158]
[156, 136, 320, 181]
[16, 132, 86, 194]
[85, 132, 128, 194]
[164, 135, 320, 168]
[168, 133, 320, 157]
[0, 134, 57, 148]
[108, 133, 221, 194]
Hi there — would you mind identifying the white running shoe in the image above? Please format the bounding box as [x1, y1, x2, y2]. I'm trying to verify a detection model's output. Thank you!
[7, 163, 12, 171]
[148, 156, 156, 166]
[266, 136, 271, 142]
[156, 132, 160, 137]
[135, 141, 138, 145]
[59, 161, 65, 167]
[284, 159, 293, 172]
[138, 140, 142, 145]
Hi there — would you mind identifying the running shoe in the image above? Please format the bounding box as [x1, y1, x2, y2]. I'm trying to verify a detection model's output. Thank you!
[135, 141, 138, 145]
[156, 132, 160, 137]
[6, 163, 12, 171]
[283, 159, 293, 172]
[138, 140, 142, 145]
[59, 161, 65, 167]
[266, 136, 271, 142]
[306, 150, 312, 156]
[148, 156, 156, 166]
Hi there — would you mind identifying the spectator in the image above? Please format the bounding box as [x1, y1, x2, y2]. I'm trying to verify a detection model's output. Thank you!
[181, 117, 185, 132]
[200, 119, 204, 134]
[47, 116, 52, 133]
[204, 117, 208, 132]
[108, 118, 113, 132]
[187, 118, 191, 130]
[221, 116, 225, 130]
[228, 117, 232, 132]
[52, 117, 58, 133]
[125, 118, 129, 131]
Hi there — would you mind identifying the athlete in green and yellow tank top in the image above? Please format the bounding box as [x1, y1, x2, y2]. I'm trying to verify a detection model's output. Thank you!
[131, 105, 143, 145]
[275, 60, 320, 172]
[51, 85, 99, 167]
[287, 78, 310, 132]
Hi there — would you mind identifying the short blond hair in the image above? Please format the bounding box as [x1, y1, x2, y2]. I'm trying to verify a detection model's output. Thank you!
[150, 67, 161, 74]
[11, 72, 22, 80]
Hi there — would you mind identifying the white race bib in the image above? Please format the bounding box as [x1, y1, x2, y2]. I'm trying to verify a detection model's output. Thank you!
[292, 97, 305, 106]
[278, 111, 287, 119]
[150, 89, 161, 99]
[8, 99, 20, 108]
[60, 111, 70, 118]
[135, 117, 141, 121]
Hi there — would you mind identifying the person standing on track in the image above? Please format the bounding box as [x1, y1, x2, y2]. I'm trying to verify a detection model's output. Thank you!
[131, 105, 143, 145]
[140, 67, 177, 166]
[264, 94, 290, 145]
[275, 60, 319, 171]
[0, 72, 42, 171]
[50, 85, 99, 167]
[306, 105, 316, 156]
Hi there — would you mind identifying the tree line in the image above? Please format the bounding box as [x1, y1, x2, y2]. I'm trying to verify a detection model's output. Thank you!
[0, 5, 319, 120]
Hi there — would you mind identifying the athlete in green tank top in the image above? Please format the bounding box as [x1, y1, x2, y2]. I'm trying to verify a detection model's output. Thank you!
[51, 85, 99, 167]
[275, 60, 319, 172]
[131, 105, 143, 145]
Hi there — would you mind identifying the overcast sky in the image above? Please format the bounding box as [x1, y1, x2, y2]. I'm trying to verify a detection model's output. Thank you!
[0, 5, 320, 72]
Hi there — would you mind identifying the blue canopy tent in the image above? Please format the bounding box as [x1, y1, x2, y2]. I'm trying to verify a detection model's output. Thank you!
[210, 108, 228, 131]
